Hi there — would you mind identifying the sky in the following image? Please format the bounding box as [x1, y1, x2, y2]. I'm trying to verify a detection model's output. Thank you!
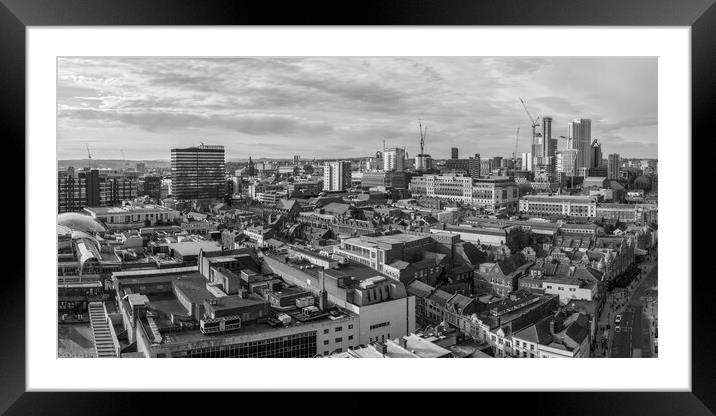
[57, 57, 657, 161]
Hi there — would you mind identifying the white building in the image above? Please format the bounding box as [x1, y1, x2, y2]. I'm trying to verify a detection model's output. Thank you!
[264, 256, 416, 346]
[519, 195, 598, 218]
[521, 152, 533, 171]
[323, 161, 352, 191]
[84, 204, 179, 228]
[410, 175, 518, 211]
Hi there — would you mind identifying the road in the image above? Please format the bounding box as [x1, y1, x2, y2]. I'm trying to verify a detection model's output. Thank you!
[610, 262, 658, 358]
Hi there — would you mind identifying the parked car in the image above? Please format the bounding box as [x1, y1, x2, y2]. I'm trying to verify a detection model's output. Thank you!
[614, 326, 621, 333]
[615, 315, 622, 324]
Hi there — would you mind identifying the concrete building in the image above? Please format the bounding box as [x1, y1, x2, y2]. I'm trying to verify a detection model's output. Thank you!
[519, 195, 598, 218]
[608, 154, 621, 180]
[84, 204, 180, 229]
[170, 144, 226, 200]
[409, 174, 474, 204]
[323, 161, 352, 191]
[263, 256, 416, 346]
[383, 147, 406, 172]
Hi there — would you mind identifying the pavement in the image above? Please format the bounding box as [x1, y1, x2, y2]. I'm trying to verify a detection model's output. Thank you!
[609, 260, 658, 358]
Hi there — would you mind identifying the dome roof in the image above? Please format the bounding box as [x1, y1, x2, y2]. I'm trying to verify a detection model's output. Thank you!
[57, 224, 72, 236]
[57, 212, 107, 233]
[71, 230, 95, 240]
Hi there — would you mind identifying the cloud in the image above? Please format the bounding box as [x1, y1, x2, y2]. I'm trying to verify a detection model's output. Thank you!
[57, 57, 658, 160]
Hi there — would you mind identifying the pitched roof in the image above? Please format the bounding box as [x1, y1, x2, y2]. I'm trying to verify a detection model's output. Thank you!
[406, 280, 435, 298]
[323, 202, 351, 215]
[428, 289, 454, 306]
[564, 315, 589, 345]
[514, 317, 553, 345]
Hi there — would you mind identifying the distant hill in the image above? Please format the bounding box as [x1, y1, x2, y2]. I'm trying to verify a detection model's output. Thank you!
[58, 159, 171, 170]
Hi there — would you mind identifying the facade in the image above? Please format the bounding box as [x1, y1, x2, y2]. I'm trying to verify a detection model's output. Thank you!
[471, 177, 519, 212]
[383, 147, 406, 172]
[263, 257, 416, 346]
[84, 204, 179, 228]
[568, 118, 592, 172]
[608, 154, 621, 180]
[409, 174, 474, 204]
[556, 149, 578, 177]
[521, 152, 533, 171]
[444, 156, 481, 178]
[410, 175, 517, 211]
[171, 144, 226, 200]
[360, 171, 410, 189]
[323, 161, 352, 191]
[519, 195, 598, 218]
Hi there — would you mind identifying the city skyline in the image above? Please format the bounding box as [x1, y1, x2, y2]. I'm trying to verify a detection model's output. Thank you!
[58, 57, 657, 161]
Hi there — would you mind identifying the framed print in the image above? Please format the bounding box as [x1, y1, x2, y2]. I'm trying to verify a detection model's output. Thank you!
[2, 0, 712, 414]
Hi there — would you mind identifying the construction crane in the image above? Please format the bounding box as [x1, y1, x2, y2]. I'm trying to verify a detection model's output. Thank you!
[86, 143, 92, 170]
[418, 119, 427, 154]
[519, 97, 541, 155]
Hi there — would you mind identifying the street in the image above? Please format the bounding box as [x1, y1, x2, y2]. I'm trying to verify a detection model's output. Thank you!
[609, 261, 658, 358]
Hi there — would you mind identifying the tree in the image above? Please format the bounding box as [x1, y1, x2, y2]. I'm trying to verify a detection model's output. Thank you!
[506, 228, 530, 252]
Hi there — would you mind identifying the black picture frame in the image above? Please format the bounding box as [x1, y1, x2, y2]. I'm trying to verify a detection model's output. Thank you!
[2, 0, 710, 414]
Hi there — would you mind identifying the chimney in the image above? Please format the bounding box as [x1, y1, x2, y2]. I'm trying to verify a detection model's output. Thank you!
[549, 320, 556, 334]
[399, 337, 408, 349]
[318, 268, 328, 311]
[374, 341, 388, 355]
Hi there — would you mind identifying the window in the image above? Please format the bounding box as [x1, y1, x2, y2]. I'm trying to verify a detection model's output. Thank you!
[323, 340, 329, 345]
[335, 326, 343, 332]
[335, 337, 343, 343]
[323, 329, 329, 334]
[348, 335, 353, 341]
[348, 324, 353, 329]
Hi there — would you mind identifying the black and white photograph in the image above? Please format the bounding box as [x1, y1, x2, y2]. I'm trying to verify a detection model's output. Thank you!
[56, 56, 659, 360]
[3, 1, 709, 406]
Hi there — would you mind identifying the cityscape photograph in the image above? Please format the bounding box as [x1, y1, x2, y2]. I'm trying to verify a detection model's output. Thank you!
[57, 57, 658, 359]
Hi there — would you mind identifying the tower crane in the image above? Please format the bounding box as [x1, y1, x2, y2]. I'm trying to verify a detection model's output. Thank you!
[519, 98, 541, 157]
[418, 119, 429, 154]
[86, 143, 92, 170]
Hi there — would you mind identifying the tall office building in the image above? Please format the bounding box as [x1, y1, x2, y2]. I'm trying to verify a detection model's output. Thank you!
[171, 144, 226, 200]
[323, 161, 352, 191]
[542, 117, 553, 157]
[556, 149, 579, 177]
[607, 154, 620, 180]
[451, 147, 459, 159]
[383, 147, 406, 172]
[590, 140, 602, 168]
[568, 118, 592, 173]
